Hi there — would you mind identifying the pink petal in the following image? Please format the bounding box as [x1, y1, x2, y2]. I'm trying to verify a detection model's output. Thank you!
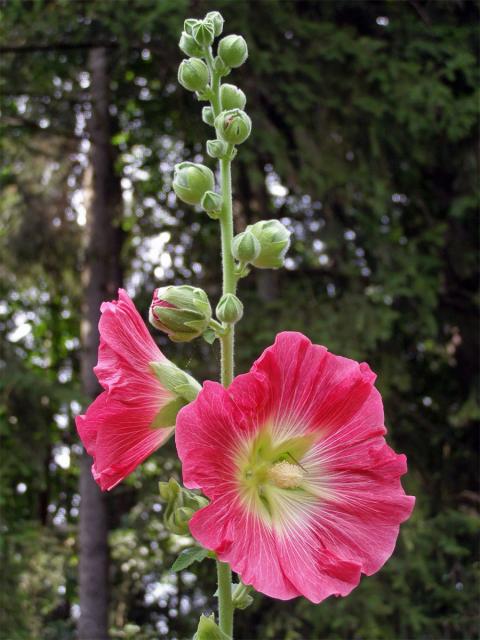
[76, 289, 174, 490]
[189, 498, 299, 600]
[76, 391, 173, 491]
[95, 288, 166, 392]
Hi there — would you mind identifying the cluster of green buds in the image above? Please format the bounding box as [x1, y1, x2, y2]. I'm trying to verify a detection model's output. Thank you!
[234, 220, 291, 270]
[150, 11, 291, 346]
[175, 11, 250, 202]
[159, 477, 209, 536]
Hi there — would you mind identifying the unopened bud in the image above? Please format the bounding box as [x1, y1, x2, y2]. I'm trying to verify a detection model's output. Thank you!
[246, 220, 291, 269]
[159, 478, 208, 536]
[202, 106, 215, 127]
[173, 161, 214, 205]
[184, 19, 198, 35]
[192, 20, 215, 47]
[150, 285, 212, 342]
[218, 34, 248, 68]
[220, 83, 246, 110]
[201, 190, 223, 218]
[216, 293, 243, 324]
[178, 58, 209, 93]
[204, 11, 224, 37]
[206, 139, 228, 159]
[215, 109, 252, 145]
[232, 230, 261, 263]
[178, 31, 203, 58]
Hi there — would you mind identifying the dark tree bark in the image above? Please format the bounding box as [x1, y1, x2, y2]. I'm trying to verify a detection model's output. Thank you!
[78, 47, 123, 640]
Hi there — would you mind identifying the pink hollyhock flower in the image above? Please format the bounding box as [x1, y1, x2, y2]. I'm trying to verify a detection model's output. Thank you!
[175, 331, 415, 602]
[76, 289, 176, 491]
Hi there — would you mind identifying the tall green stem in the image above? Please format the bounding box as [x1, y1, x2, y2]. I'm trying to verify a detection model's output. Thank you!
[219, 154, 236, 388]
[206, 45, 235, 637]
[217, 560, 234, 637]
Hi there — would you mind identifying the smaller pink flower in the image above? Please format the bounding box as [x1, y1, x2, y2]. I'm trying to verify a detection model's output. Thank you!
[76, 289, 176, 491]
[176, 332, 415, 602]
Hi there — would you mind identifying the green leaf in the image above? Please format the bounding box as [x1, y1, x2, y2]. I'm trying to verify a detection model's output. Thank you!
[193, 613, 231, 640]
[171, 546, 209, 572]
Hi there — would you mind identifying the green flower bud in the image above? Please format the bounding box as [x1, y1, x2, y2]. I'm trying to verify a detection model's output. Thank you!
[184, 18, 199, 35]
[213, 55, 231, 77]
[216, 293, 243, 324]
[218, 34, 248, 68]
[159, 478, 208, 536]
[220, 83, 247, 110]
[177, 58, 209, 93]
[206, 139, 228, 159]
[178, 31, 203, 58]
[232, 583, 254, 610]
[192, 20, 215, 47]
[232, 230, 261, 263]
[172, 161, 214, 205]
[202, 106, 215, 127]
[215, 109, 252, 145]
[204, 11, 224, 37]
[246, 220, 291, 269]
[149, 285, 212, 342]
[201, 190, 223, 217]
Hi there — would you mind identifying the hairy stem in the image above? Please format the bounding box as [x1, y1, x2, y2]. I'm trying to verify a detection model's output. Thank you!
[217, 561, 234, 637]
[206, 46, 236, 638]
[219, 154, 236, 388]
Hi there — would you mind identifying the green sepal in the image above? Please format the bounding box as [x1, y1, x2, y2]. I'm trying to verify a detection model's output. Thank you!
[171, 546, 209, 572]
[184, 18, 199, 35]
[196, 88, 213, 102]
[202, 327, 217, 344]
[184, 318, 210, 332]
[232, 583, 254, 610]
[149, 361, 201, 402]
[213, 55, 231, 77]
[212, 583, 254, 611]
[193, 614, 230, 640]
[150, 397, 186, 428]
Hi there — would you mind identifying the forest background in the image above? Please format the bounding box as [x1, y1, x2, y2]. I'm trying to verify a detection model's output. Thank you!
[0, 1, 478, 639]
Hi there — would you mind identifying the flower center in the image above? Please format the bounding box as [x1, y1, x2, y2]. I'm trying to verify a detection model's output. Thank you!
[267, 460, 305, 489]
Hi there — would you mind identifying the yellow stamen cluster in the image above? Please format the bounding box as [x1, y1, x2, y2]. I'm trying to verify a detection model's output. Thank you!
[267, 461, 305, 489]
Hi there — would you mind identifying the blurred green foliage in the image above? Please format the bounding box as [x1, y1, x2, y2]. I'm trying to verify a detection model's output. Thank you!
[0, 1, 478, 639]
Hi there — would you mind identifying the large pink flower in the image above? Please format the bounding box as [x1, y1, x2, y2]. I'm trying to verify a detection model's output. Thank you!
[175, 332, 415, 602]
[76, 289, 176, 491]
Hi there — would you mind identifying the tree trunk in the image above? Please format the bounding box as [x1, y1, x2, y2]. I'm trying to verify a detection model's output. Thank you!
[78, 46, 123, 640]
